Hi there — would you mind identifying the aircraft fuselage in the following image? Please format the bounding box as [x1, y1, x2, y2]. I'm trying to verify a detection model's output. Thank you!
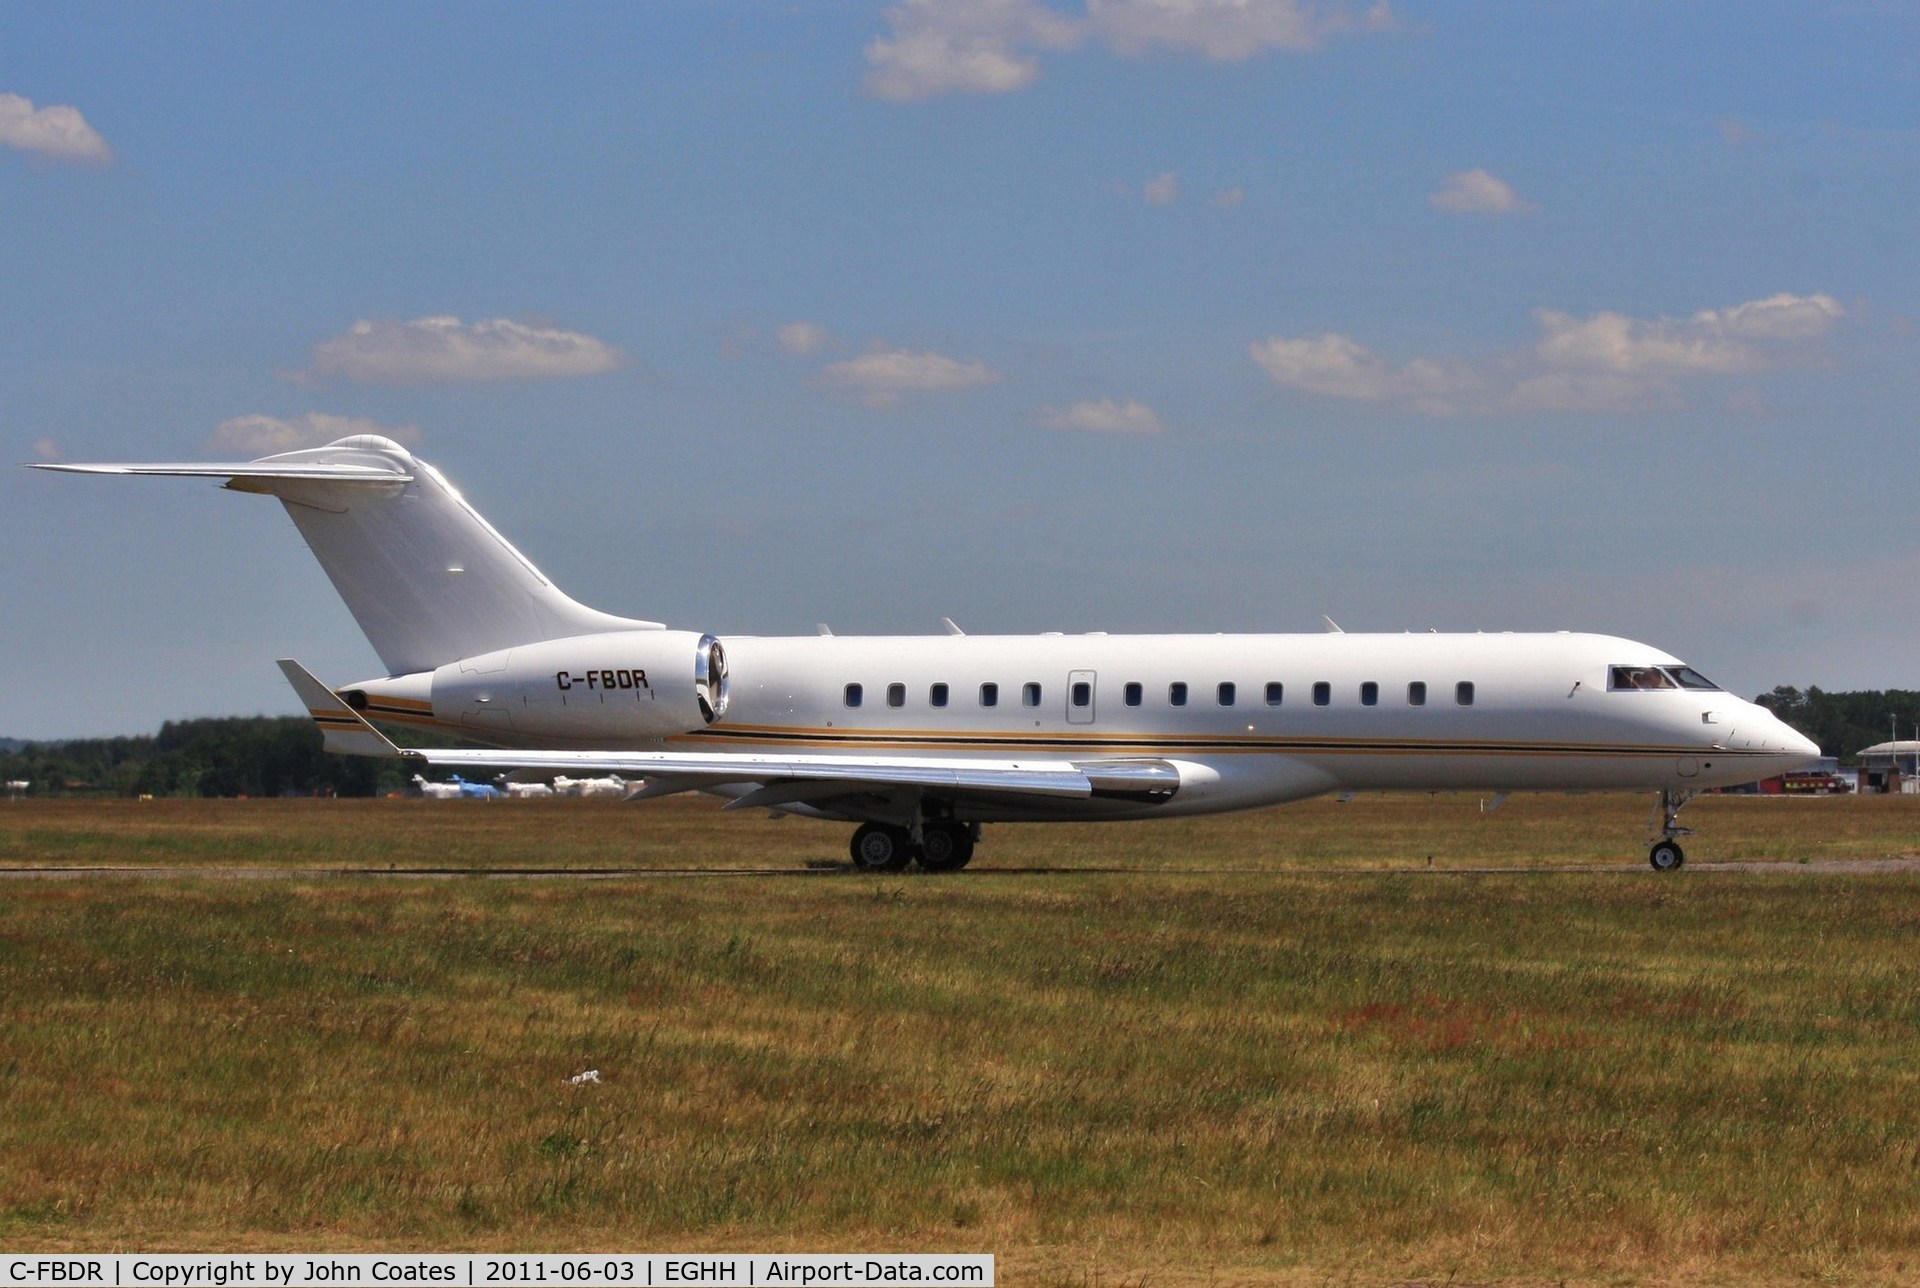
[346, 628, 1816, 822]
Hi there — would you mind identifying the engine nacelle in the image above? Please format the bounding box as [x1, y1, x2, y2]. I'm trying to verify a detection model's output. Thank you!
[428, 630, 729, 741]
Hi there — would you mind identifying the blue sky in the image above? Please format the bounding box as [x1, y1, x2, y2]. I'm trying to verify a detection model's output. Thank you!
[4, 1, 1918, 738]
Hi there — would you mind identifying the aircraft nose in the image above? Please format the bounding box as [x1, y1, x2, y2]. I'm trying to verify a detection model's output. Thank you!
[1753, 708, 1820, 762]
[1783, 724, 1821, 761]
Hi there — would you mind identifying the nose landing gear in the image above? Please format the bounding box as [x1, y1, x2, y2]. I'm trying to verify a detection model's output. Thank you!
[1646, 788, 1696, 871]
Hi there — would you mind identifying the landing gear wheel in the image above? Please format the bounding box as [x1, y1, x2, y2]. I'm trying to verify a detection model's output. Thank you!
[850, 823, 912, 872]
[1648, 840, 1685, 872]
[915, 821, 976, 873]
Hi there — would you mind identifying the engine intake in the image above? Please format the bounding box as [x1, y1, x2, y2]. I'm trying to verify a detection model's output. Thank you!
[695, 634, 729, 724]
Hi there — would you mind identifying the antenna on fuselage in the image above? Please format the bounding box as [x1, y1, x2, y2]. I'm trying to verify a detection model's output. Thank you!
[1321, 615, 1344, 634]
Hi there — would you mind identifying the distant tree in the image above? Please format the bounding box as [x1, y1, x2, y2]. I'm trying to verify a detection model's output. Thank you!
[0, 717, 415, 797]
[1754, 686, 1920, 763]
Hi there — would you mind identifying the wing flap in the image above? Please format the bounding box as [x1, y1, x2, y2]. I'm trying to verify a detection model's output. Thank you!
[415, 747, 1098, 798]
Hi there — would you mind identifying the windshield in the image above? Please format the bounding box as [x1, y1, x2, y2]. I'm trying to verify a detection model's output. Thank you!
[1609, 664, 1722, 692]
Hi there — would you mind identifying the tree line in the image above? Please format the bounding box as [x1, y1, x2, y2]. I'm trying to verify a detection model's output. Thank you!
[1, 687, 1911, 798]
[1754, 687, 1920, 765]
[0, 717, 413, 798]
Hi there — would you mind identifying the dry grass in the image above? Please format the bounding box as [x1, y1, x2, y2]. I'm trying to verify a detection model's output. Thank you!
[3, 789, 1918, 872]
[2, 794, 1919, 1286]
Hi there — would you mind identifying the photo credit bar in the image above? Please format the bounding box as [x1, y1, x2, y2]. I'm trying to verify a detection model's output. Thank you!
[2, 1259, 992, 1288]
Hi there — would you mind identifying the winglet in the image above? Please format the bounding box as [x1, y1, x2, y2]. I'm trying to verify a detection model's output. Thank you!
[277, 659, 409, 759]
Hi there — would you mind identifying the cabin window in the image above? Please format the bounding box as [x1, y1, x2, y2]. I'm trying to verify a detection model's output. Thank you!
[1071, 681, 1092, 708]
[1408, 681, 1427, 706]
[980, 682, 999, 708]
[1313, 681, 1331, 706]
[1023, 682, 1042, 708]
[1456, 681, 1475, 706]
[1667, 666, 1721, 691]
[930, 683, 949, 708]
[1609, 665, 1676, 691]
[886, 683, 905, 708]
[1218, 682, 1236, 706]
[1360, 681, 1378, 707]
[1169, 682, 1188, 707]
[1125, 682, 1143, 707]
[844, 683, 863, 708]
[1265, 682, 1283, 706]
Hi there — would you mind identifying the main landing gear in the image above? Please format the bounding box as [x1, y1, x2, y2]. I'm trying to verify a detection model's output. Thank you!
[848, 820, 978, 874]
[1646, 788, 1696, 871]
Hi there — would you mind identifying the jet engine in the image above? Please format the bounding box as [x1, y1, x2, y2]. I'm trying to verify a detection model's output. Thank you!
[425, 630, 730, 741]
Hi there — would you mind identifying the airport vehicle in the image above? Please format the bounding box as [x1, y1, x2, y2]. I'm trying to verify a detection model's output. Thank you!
[33, 435, 1821, 871]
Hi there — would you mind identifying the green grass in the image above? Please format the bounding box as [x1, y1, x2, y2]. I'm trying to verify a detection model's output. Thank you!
[2, 796, 1919, 1286]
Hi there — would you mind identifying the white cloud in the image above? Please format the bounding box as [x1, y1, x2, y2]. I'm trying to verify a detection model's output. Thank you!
[1252, 293, 1844, 416]
[1210, 186, 1246, 207]
[862, 0, 1393, 99]
[205, 413, 422, 456]
[817, 347, 1005, 408]
[1089, 0, 1388, 61]
[864, 0, 1080, 101]
[1429, 168, 1534, 216]
[1143, 171, 1179, 205]
[776, 321, 834, 356]
[1533, 294, 1841, 377]
[1701, 292, 1843, 340]
[1036, 398, 1166, 433]
[1531, 308, 1757, 377]
[0, 92, 112, 165]
[303, 316, 623, 385]
[1248, 333, 1479, 414]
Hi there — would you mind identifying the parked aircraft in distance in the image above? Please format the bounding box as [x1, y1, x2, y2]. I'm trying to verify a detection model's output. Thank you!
[34, 436, 1820, 871]
[502, 780, 554, 799]
[410, 773, 500, 801]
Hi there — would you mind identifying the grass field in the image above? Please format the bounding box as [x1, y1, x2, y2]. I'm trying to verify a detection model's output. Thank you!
[2, 794, 1919, 1286]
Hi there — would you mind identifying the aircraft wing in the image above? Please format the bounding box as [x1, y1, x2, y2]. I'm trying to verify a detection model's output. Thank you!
[278, 660, 1178, 810]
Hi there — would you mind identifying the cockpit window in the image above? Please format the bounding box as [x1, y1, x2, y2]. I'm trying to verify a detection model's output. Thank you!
[1665, 666, 1721, 691]
[1609, 665, 1676, 691]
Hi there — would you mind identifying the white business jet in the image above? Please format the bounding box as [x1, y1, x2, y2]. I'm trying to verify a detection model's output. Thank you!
[34, 435, 1819, 872]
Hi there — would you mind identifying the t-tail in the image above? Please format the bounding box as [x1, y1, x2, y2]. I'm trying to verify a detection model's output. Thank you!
[32, 434, 660, 674]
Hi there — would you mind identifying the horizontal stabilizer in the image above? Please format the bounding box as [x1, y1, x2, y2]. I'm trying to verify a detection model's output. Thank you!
[30, 461, 411, 483]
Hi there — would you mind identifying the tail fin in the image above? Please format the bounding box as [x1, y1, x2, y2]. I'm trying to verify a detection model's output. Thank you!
[33, 435, 661, 673]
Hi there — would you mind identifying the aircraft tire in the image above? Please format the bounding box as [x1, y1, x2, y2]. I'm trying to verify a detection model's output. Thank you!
[915, 821, 975, 873]
[850, 822, 912, 872]
[1648, 840, 1685, 872]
